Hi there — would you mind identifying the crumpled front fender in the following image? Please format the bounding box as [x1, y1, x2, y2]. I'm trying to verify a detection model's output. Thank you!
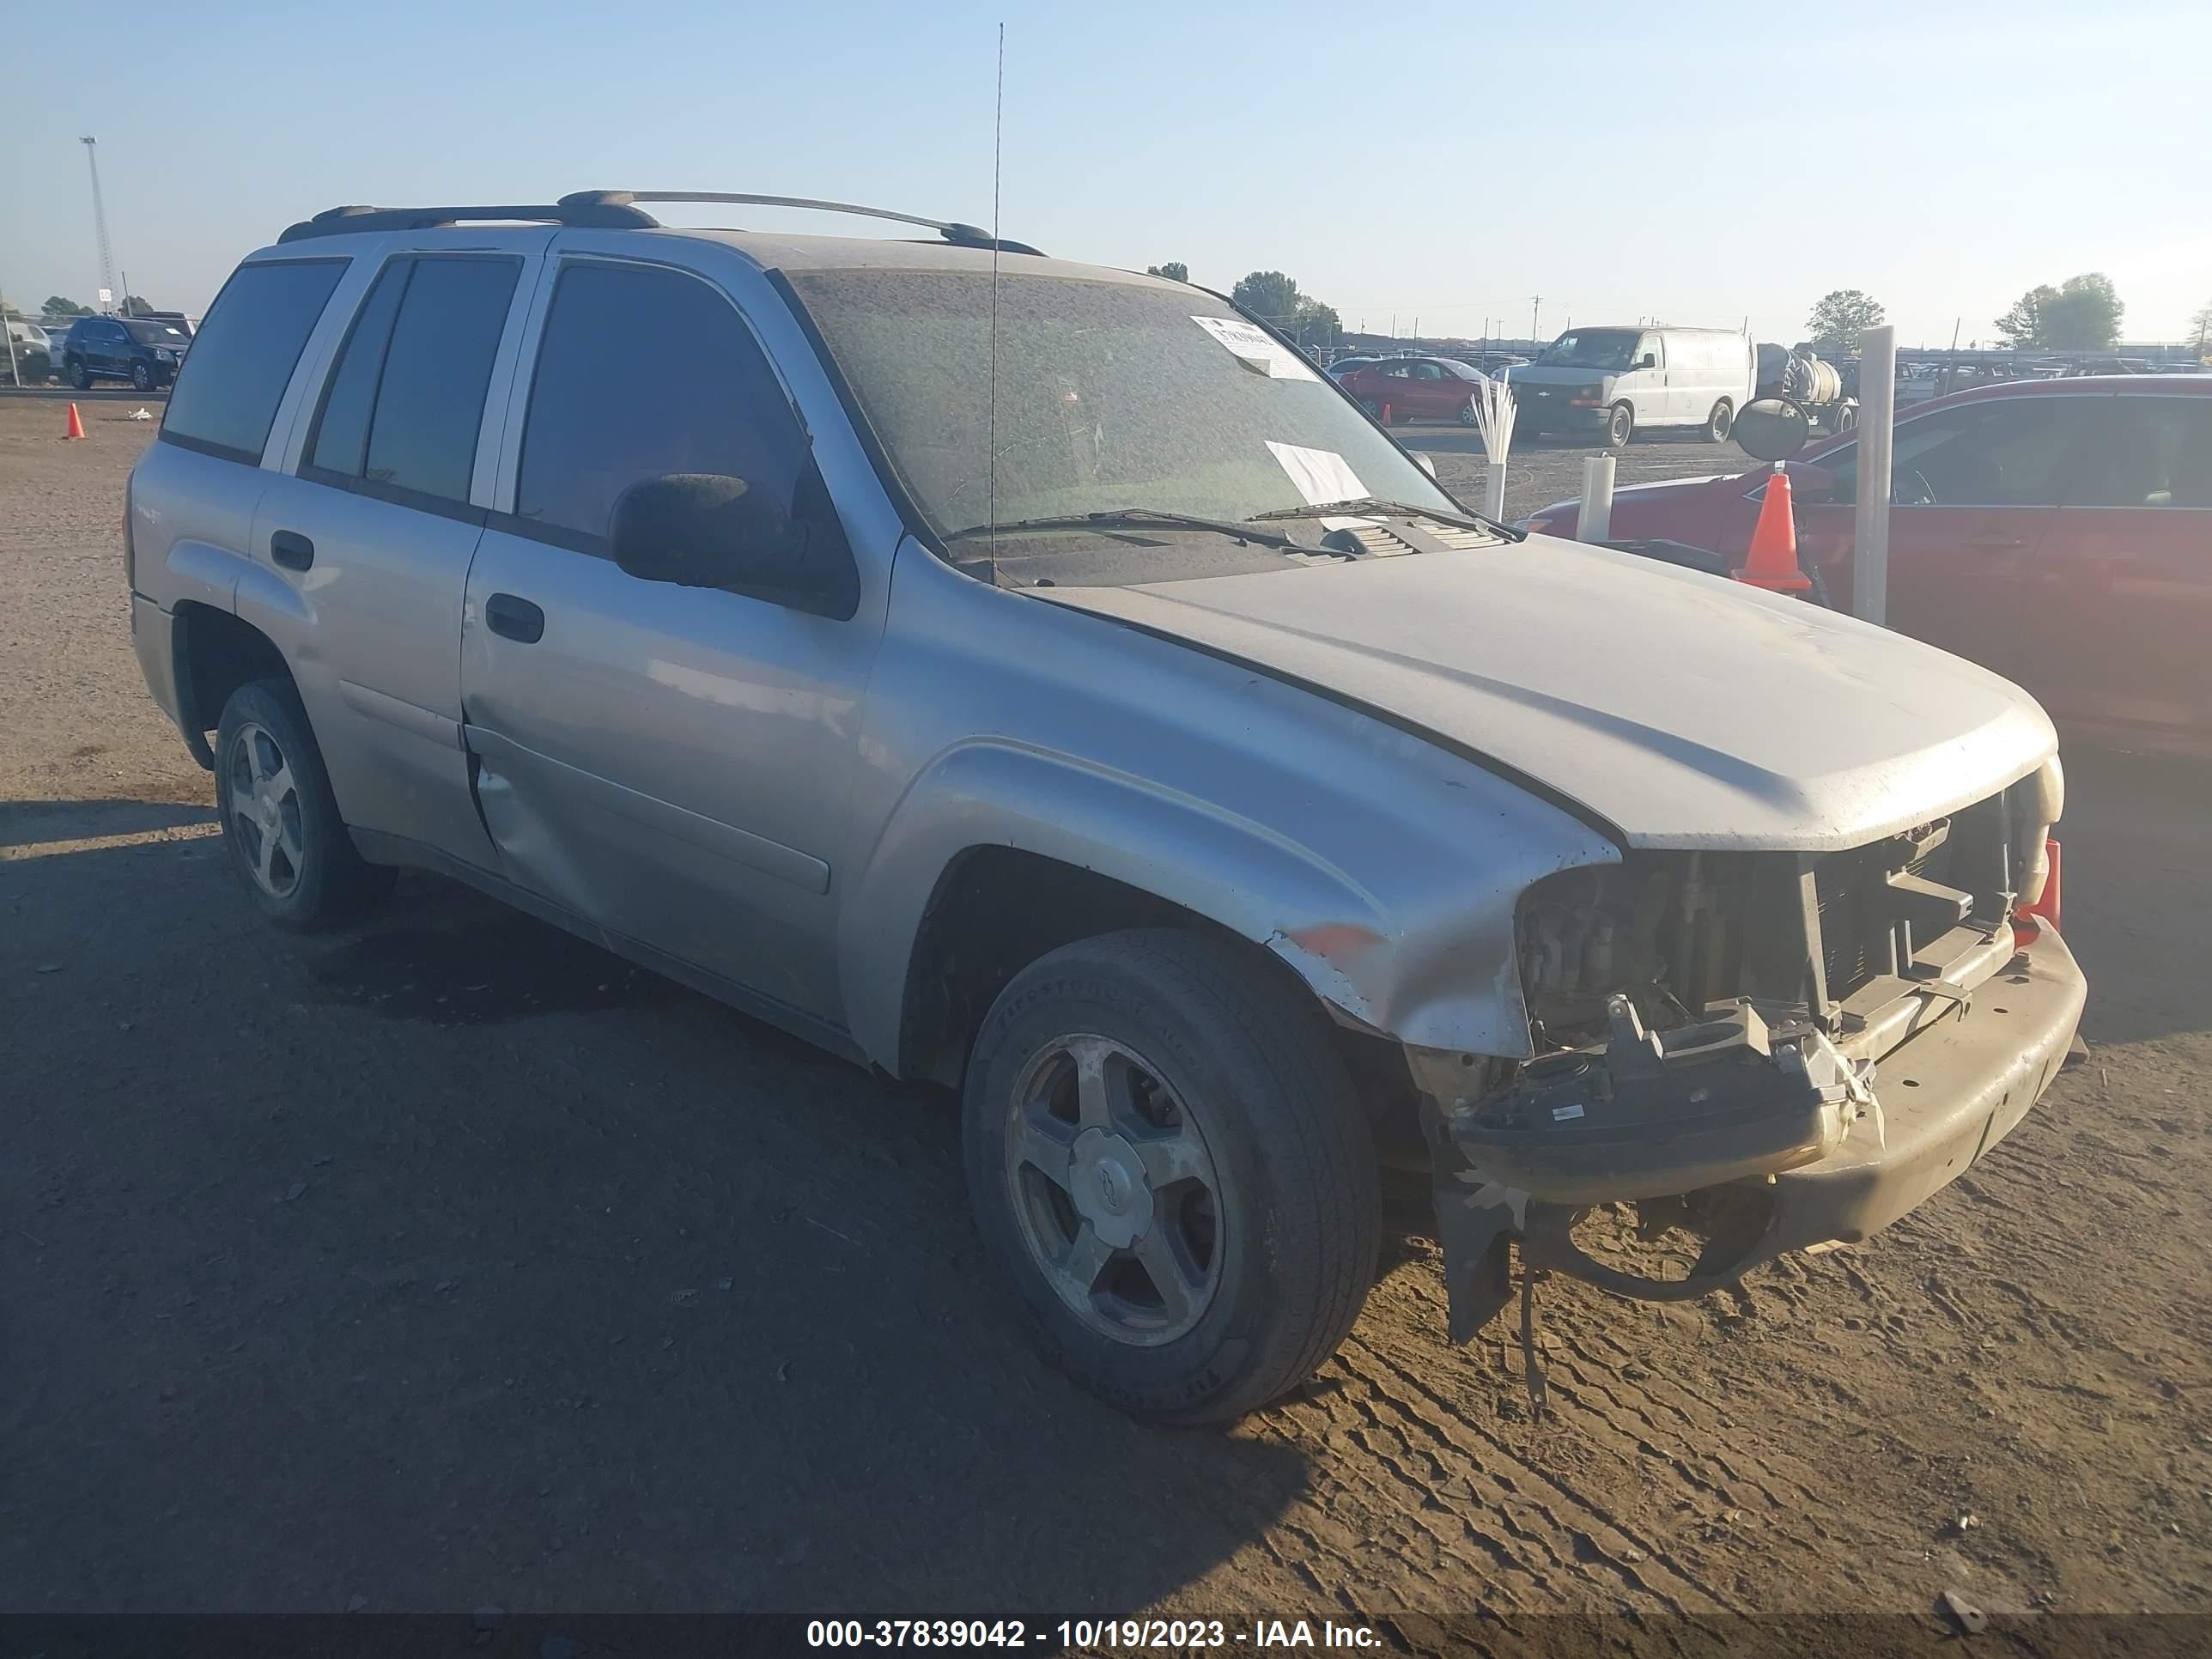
[840, 732, 1619, 1073]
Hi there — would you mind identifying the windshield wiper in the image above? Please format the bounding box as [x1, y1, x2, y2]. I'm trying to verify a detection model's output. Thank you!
[1248, 495, 1526, 542]
[943, 508, 1314, 551]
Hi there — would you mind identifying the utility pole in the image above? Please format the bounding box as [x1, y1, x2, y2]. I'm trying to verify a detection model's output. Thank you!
[81, 137, 118, 313]
[1530, 295, 1541, 346]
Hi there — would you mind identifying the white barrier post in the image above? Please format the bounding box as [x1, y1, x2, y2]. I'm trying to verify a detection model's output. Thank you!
[1577, 453, 1615, 543]
[1855, 325, 1896, 625]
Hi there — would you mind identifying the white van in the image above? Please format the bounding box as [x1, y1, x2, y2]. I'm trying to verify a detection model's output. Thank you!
[1505, 326, 1755, 447]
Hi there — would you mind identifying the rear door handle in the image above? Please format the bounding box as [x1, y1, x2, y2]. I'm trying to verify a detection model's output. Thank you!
[1967, 535, 2026, 551]
[484, 592, 545, 644]
[270, 530, 314, 570]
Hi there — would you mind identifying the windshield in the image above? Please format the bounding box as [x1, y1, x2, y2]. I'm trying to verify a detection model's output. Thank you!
[1535, 329, 1640, 371]
[783, 269, 1459, 544]
[124, 319, 191, 345]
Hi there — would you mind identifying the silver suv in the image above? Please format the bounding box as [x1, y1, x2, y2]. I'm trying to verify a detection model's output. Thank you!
[129, 191, 2085, 1422]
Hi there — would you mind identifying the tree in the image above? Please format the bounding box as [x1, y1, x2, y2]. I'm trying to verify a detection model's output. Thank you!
[2039, 273, 2123, 349]
[1993, 285, 2056, 348]
[1994, 275, 2124, 350]
[2190, 299, 2212, 362]
[41, 296, 93, 319]
[1291, 296, 1341, 352]
[119, 295, 154, 317]
[1231, 270, 1302, 325]
[1144, 262, 1188, 284]
[1804, 289, 1884, 354]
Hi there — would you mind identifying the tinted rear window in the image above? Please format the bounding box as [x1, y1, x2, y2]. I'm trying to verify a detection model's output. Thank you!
[362, 257, 520, 503]
[162, 260, 347, 461]
[306, 260, 410, 479]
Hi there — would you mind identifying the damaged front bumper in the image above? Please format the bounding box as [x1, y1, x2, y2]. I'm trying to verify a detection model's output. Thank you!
[1425, 918, 2086, 1338]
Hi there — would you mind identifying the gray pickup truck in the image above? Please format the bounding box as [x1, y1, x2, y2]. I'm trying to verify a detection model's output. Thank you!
[127, 191, 2084, 1422]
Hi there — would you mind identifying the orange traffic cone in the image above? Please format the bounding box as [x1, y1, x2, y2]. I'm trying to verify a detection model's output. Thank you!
[64, 403, 87, 441]
[1381, 402, 1395, 427]
[1733, 461, 1810, 592]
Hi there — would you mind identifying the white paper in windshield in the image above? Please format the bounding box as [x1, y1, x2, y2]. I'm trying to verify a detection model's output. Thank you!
[1266, 441, 1366, 507]
[1191, 315, 1321, 381]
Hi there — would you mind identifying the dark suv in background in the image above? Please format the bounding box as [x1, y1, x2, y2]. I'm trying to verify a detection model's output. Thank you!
[61, 314, 193, 392]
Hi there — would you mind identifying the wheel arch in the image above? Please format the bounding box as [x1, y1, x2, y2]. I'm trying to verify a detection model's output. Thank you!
[845, 741, 1405, 1089]
[173, 600, 295, 762]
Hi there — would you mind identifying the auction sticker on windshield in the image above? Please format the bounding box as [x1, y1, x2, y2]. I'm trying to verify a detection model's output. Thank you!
[1191, 315, 1320, 380]
[1265, 441, 1366, 507]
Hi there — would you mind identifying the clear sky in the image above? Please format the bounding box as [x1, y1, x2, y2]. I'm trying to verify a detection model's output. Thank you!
[6, 0, 2207, 347]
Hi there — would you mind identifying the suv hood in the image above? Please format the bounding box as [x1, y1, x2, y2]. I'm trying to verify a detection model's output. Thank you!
[1040, 536, 2056, 853]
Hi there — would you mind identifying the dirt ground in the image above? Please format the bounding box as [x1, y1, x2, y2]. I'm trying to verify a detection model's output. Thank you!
[4, 394, 2209, 1634]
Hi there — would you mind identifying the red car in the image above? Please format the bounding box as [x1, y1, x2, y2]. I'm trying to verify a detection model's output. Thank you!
[1335, 356, 1487, 426]
[1525, 376, 2212, 757]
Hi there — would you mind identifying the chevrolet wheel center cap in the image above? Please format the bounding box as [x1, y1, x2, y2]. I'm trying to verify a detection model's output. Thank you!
[1070, 1128, 1153, 1251]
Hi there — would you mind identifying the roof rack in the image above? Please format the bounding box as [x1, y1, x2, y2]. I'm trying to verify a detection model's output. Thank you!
[276, 191, 1044, 255]
[559, 191, 1043, 256]
[277, 200, 657, 243]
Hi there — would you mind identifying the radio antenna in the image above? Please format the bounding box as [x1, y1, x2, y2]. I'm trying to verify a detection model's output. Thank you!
[986, 21, 1004, 585]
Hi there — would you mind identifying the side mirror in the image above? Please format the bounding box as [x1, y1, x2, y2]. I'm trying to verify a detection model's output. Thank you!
[1637, 353, 1657, 369]
[1733, 397, 1812, 463]
[1414, 452, 1438, 478]
[611, 472, 810, 594]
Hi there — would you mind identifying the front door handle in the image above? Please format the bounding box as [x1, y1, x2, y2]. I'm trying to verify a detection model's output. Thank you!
[484, 592, 545, 644]
[270, 530, 314, 570]
[1967, 534, 2026, 551]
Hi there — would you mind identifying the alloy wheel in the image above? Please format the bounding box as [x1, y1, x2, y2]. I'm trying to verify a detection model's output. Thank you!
[1003, 1033, 1224, 1346]
[226, 721, 307, 900]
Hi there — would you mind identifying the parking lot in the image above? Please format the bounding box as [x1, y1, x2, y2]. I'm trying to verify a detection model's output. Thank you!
[4, 394, 2209, 1627]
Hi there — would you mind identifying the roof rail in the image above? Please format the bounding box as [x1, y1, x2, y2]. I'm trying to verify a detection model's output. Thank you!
[558, 191, 1043, 256]
[276, 200, 659, 243]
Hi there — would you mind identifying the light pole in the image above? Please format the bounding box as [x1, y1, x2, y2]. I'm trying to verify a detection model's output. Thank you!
[82, 136, 118, 313]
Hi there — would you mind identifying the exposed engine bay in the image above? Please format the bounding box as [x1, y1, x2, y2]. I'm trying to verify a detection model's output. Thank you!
[1419, 763, 2069, 1410]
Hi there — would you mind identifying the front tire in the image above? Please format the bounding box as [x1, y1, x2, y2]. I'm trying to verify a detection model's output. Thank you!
[1704, 399, 1734, 442]
[215, 678, 394, 930]
[1605, 402, 1635, 447]
[131, 361, 154, 392]
[69, 357, 90, 390]
[963, 929, 1379, 1423]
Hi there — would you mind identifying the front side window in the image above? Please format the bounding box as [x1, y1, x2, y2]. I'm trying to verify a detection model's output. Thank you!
[2069, 397, 2212, 509]
[1814, 398, 2090, 507]
[1634, 334, 1664, 368]
[784, 268, 1459, 554]
[514, 261, 805, 547]
[163, 259, 347, 462]
[1411, 362, 1444, 381]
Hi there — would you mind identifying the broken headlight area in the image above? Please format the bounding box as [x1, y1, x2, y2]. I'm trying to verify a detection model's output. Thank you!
[1424, 793, 2028, 1345]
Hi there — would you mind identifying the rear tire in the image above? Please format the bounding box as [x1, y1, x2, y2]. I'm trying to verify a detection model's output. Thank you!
[963, 929, 1379, 1423]
[1605, 402, 1635, 447]
[214, 678, 394, 931]
[1704, 399, 1734, 442]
